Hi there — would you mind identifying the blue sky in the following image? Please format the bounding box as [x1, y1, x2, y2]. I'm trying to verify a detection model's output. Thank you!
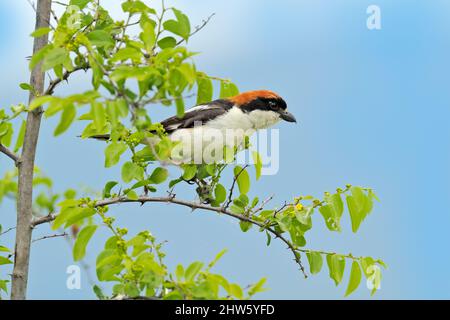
[1, 0, 450, 299]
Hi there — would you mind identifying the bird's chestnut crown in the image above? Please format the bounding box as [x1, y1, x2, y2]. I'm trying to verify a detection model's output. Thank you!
[230, 90, 296, 123]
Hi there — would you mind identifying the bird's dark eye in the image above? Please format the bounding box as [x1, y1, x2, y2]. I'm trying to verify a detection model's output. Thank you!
[268, 101, 278, 109]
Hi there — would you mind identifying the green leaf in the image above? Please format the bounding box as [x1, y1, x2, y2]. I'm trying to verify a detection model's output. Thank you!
[347, 187, 374, 234]
[252, 151, 262, 180]
[104, 142, 127, 168]
[92, 102, 106, 131]
[42, 47, 69, 71]
[248, 278, 267, 296]
[103, 181, 118, 198]
[233, 166, 250, 195]
[214, 184, 226, 203]
[359, 257, 375, 277]
[29, 44, 53, 71]
[220, 81, 239, 98]
[229, 284, 244, 299]
[29, 95, 54, 111]
[150, 167, 168, 184]
[346, 195, 362, 233]
[0, 256, 12, 265]
[13, 120, 26, 152]
[230, 204, 245, 214]
[110, 66, 148, 82]
[326, 254, 346, 286]
[306, 251, 323, 274]
[329, 193, 344, 219]
[175, 96, 185, 117]
[0, 280, 8, 293]
[124, 283, 140, 297]
[140, 15, 156, 51]
[157, 36, 176, 49]
[96, 249, 123, 281]
[0, 245, 10, 252]
[173, 8, 191, 38]
[121, 161, 143, 183]
[73, 225, 97, 261]
[345, 261, 362, 296]
[30, 27, 51, 38]
[70, 0, 90, 9]
[54, 104, 76, 136]
[0, 122, 13, 146]
[87, 30, 114, 48]
[93, 285, 106, 300]
[185, 261, 203, 282]
[126, 190, 139, 200]
[208, 249, 227, 269]
[19, 83, 33, 91]
[239, 221, 252, 232]
[319, 204, 340, 231]
[196, 74, 213, 105]
[106, 100, 119, 126]
[64, 207, 96, 228]
[52, 203, 78, 230]
[111, 47, 142, 63]
[122, 0, 156, 14]
[182, 164, 197, 180]
[163, 9, 190, 40]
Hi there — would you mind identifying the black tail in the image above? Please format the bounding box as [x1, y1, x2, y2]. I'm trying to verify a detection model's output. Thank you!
[88, 134, 111, 141]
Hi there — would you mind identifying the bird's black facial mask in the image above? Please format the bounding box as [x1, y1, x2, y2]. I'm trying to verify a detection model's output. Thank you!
[266, 98, 296, 123]
[240, 96, 297, 123]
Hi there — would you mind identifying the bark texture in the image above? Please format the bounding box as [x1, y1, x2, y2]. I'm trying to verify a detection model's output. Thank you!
[11, 0, 52, 300]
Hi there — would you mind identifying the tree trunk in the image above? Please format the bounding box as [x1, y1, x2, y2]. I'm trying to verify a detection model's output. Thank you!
[11, 0, 52, 300]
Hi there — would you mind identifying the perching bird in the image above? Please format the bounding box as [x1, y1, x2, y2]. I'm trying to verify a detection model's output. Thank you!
[93, 90, 296, 164]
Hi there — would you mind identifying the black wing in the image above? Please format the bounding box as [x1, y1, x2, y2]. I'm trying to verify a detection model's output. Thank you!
[161, 99, 233, 134]
[88, 99, 234, 140]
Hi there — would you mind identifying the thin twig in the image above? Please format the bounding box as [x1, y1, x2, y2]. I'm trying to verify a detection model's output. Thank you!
[176, 13, 216, 46]
[52, 1, 68, 6]
[32, 232, 67, 243]
[0, 227, 16, 237]
[273, 201, 288, 218]
[0, 144, 20, 166]
[253, 194, 274, 213]
[26, 0, 55, 30]
[26, 0, 36, 12]
[150, 0, 168, 54]
[223, 165, 248, 210]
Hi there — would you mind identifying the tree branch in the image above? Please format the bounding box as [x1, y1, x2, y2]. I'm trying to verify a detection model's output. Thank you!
[11, 0, 51, 300]
[0, 144, 20, 166]
[31, 194, 307, 277]
[44, 65, 88, 95]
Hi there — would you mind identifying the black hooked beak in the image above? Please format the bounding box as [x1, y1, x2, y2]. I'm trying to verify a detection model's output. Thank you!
[278, 110, 297, 123]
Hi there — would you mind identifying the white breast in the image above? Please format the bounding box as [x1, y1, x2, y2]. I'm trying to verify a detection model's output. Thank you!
[167, 107, 281, 164]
